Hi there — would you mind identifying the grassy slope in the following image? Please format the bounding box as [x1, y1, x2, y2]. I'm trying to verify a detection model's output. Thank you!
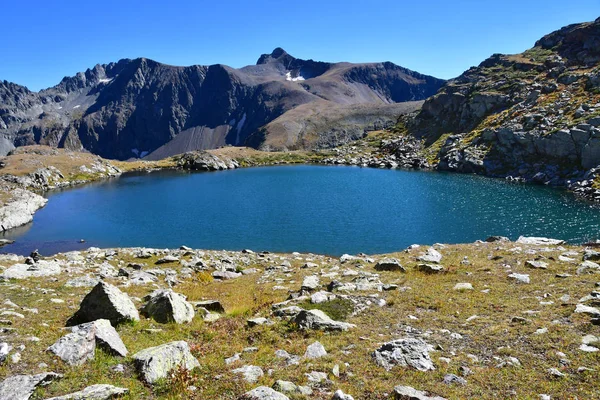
[0, 242, 597, 399]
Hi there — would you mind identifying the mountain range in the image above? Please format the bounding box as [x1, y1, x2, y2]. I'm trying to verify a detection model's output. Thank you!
[0, 49, 444, 160]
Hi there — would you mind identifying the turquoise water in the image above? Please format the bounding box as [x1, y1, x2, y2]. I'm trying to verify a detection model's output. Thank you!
[3, 165, 600, 256]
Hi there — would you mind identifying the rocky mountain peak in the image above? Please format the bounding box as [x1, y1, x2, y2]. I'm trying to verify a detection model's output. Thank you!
[256, 47, 296, 66]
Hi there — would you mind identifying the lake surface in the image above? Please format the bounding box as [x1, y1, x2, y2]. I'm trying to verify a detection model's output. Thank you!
[3, 165, 600, 256]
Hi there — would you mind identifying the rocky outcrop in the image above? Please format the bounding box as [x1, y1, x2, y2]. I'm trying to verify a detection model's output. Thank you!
[0, 188, 46, 231]
[404, 18, 600, 201]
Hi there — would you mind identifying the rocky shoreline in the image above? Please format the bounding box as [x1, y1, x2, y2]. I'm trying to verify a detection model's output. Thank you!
[0, 237, 598, 399]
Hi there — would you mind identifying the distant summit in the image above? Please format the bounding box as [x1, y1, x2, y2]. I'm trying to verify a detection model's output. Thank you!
[0, 49, 444, 160]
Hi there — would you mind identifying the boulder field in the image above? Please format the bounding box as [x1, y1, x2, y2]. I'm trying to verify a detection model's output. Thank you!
[0, 238, 597, 398]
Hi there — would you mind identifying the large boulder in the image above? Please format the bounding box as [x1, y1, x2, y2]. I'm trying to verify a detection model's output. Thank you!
[67, 282, 140, 326]
[47, 326, 96, 366]
[239, 386, 290, 400]
[0, 372, 62, 400]
[141, 289, 195, 324]
[45, 384, 128, 400]
[72, 319, 128, 357]
[293, 309, 355, 331]
[132, 341, 200, 384]
[372, 338, 435, 371]
[48, 319, 128, 366]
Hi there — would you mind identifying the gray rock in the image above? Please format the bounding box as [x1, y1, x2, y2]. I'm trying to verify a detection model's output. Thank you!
[391, 385, 447, 400]
[196, 307, 221, 322]
[508, 273, 530, 284]
[372, 338, 435, 371]
[418, 248, 442, 263]
[272, 380, 312, 395]
[485, 236, 509, 242]
[375, 258, 405, 271]
[212, 270, 242, 280]
[453, 283, 473, 291]
[577, 260, 600, 274]
[0, 188, 47, 232]
[71, 319, 128, 357]
[141, 289, 194, 324]
[443, 373, 467, 385]
[293, 309, 355, 331]
[304, 341, 327, 359]
[574, 304, 600, 316]
[516, 236, 564, 245]
[0, 372, 62, 400]
[247, 317, 273, 327]
[65, 275, 100, 288]
[417, 264, 445, 274]
[155, 255, 179, 264]
[47, 326, 96, 366]
[0, 342, 10, 363]
[239, 386, 289, 400]
[526, 260, 548, 269]
[232, 365, 264, 383]
[301, 275, 320, 291]
[332, 389, 355, 400]
[132, 341, 200, 384]
[194, 300, 225, 313]
[45, 384, 128, 400]
[0, 260, 61, 280]
[67, 282, 139, 326]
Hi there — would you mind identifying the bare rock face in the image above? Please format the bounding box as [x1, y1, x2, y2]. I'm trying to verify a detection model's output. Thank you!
[0, 260, 61, 280]
[141, 289, 195, 324]
[0, 372, 62, 400]
[45, 384, 128, 400]
[132, 341, 200, 384]
[0, 188, 47, 232]
[67, 281, 140, 326]
[372, 338, 435, 371]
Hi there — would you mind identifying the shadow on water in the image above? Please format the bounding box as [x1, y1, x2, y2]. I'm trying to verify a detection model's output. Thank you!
[2, 165, 600, 257]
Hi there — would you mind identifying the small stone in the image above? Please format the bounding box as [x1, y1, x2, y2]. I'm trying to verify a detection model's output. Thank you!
[443, 373, 467, 386]
[453, 283, 473, 291]
[45, 384, 128, 400]
[232, 365, 264, 383]
[304, 341, 327, 359]
[332, 389, 355, 400]
[508, 273, 530, 284]
[239, 386, 289, 400]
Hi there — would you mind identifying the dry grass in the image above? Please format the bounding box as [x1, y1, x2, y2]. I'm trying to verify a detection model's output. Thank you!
[0, 241, 597, 399]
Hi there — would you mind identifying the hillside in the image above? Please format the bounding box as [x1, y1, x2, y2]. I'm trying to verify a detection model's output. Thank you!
[402, 17, 600, 196]
[0, 49, 444, 160]
[0, 239, 598, 399]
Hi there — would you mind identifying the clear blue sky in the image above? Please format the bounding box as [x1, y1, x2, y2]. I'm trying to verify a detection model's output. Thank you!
[2, 0, 599, 91]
